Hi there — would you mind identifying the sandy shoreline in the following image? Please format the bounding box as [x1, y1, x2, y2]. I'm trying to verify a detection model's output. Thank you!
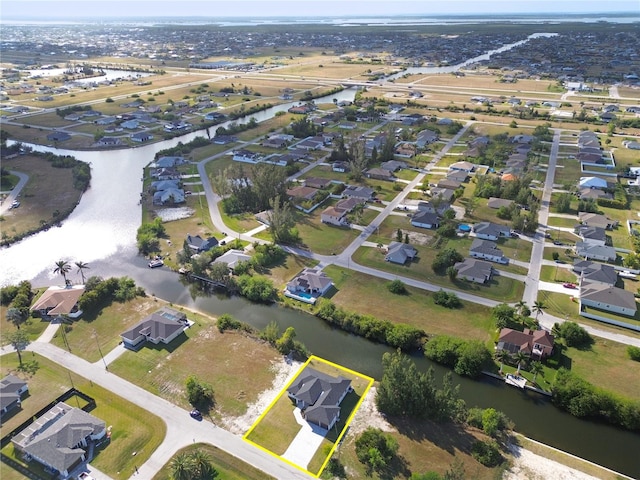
[228, 358, 605, 480]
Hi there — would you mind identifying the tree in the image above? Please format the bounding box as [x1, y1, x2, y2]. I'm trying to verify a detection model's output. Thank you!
[432, 248, 463, 273]
[53, 260, 71, 285]
[555, 321, 593, 348]
[555, 193, 572, 213]
[170, 452, 192, 480]
[190, 449, 217, 479]
[446, 266, 458, 281]
[75, 261, 90, 284]
[492, 303, 516, 329]
[495, 349, 511, 373]
[433, 290, 461, 309]
[6, 307, 26, 330]
[355, 427, 399, 474]
[455, 341, 492, 378]
[396, 228, 403, 242]
[4, 330, 30, 365]
[267, 196, 297, 244]
[387, 279, 407, 295]
[532, 301, 545, 321]
[529, 361, 543, 383]
[348, 136, 368, 182]
[185, 375, 214, 407]
[514, 351, 528, 375]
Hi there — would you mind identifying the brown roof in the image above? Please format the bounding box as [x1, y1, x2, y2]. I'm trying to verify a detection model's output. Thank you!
[30, 286, 85, 315]
[498, 328, 554, 355]
[287, 186, 319, 200]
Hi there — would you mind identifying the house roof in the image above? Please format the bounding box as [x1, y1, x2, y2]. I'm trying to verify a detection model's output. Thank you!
[579, 176, 608, 189]
[437, 178, 461, 189]
[577, 226, 607, 243]
[343, 185, 374, 199]
[580, 281, 637, 311]
[449, 161, 474, 172]
[31, 286, 85, 315]
[186, 234, 218, 251]
[12, 402, 105, 474]
[473, 222, 509, 237]
[287, 367, 351, 428]
[578, 212, 613, 229]
[213, 249, 251, 269]
[454, 258, 493, 279]
[287, 268, 333, 293]
[287, 186, 319, 200]
[412, 211, 439, 226]
[1, 375, 27, 411]
[498, 328, 554, 355]
[575, 242, 616, 260]
[120, 308, 186, 344]
[573, 260, 618, 286]
[429, 187, 455, 202]
[304, 177, 331, 189]
[381, 160, 407, 172]
[470, 239, 504, 257]
[487, 197, 514, 209]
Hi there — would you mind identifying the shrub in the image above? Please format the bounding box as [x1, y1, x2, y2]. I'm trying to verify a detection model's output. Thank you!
[554, 321, 592, 348]
[217, 313, 242, 332]
[471, 440, 503, 467]
[387, 279, 407, 295]
[185, 375, 214, 407]
[628, 345, 640, 362]
[424, 336, 491, 378]
[433, 290, 461, 308]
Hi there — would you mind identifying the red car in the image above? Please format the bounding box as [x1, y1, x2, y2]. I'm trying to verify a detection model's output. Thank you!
[563, 283, 576, 289]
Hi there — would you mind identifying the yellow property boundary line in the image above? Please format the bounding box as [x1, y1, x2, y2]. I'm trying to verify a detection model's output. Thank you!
[243, 355, 374, 478]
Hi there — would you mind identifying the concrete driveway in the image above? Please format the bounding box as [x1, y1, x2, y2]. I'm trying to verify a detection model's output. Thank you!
[281, 408, 327, 470]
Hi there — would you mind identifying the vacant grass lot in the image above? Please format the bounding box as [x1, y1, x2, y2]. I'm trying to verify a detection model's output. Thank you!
[108, 312, 281, 419]
[352, 244, 524, 302]
[295, 200, 361, 255]
[323, 265, 495, 341]
[152, 443, 275, 480]
[540, 265, 577, 283]
[0, 155, 85, 243]
[257, 253, 318, 289]
[0, 354, 165, 480]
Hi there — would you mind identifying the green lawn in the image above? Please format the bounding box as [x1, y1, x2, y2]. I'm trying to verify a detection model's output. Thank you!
[540, 265, 577, 283]
[0, 354, 165, 480]
[323, 265, 495, 341]
[547, 216, 578, 228]
[553, 158, 582, 185]
[351, 244, 525, 302]
[152, 444, 275, 480]
[295, 201, 361, 255]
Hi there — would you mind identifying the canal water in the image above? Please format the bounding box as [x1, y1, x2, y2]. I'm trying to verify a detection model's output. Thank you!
[2, 86, 639, 477]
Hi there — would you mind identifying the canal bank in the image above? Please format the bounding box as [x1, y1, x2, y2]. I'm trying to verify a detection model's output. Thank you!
[2, 90, 639, 478]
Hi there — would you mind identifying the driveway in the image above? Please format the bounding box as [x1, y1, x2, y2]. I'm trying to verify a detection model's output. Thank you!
[281, 407, 327, 470]
[0, 170, 29, 215]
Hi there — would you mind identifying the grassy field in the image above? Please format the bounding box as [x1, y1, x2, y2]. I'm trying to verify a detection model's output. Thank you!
[0, 353, 165, 480]
[257, 253, 318, 289]
[540, 265, 577, 283]
[0, 154, 85, 244]
[152, 443, 275, 480]
[295, 200, 361, 255]
[323, 265, 495, 341]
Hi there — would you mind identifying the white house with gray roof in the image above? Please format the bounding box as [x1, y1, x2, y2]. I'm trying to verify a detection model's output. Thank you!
[580, 281, 637, 317]
[213, 249, 251, 271]
[470, 239, 507, 264]
[454, 258, 493, 283]
[385, 242, 418, 265]
[573, 260, 618, 286]
[120, 307, 188, 349]
[285, 268, 333, 304]
[0, 375, 28, 418]
[473, 222, 511, 241]
[12, 402, 106, 478]
[575, 242, 616, 262]
[287, 367, 352, 430]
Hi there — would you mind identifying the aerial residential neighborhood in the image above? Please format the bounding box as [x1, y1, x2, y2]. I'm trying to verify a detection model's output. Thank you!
[1, 3, 640, 480]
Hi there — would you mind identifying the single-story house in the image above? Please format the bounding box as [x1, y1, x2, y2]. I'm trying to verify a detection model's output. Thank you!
[385, 242, 418, 265]
[212, 135, 237, 145]
[186, 234, 218, 253]
[575, 242, 617, 262]
[31, 285, 85, 319]
[151, 179, 181, 191]
[12, 402, 106, 478]
[437, 178, 461, 190]
[0, 375, 28, 418]
[487, 197, 514, 209]
[417, 201, 452, 216]
[366, 168, 395, 181]
[416, 129, 439, 148]
[120, 119, 139, 129]
[579, 188, 612, 201]
[287, 185, 320, 200]
[429, 187, 455, 202]
[473, 222, 511, 241]
[575, 225, 607, 246]
[47, 131, 71, 142]
[381, 160, 408, 172]
[446, 171, 468, 183]
[343, 185, 375, 201]
[232, 149, 264, 163]
[287, 367, 352, 430]
[153, 187, 185, 205]
[120, 308, 188, 349]
[578, 212, 616, 230]
[580, 281, 637, 317]
[131, 132, 153, 143]
[332, 162, 349, 173]
[411, 211, 440, 229]
[454, 258, 493, 283]
[285, 268, 334, 304]
[155, 156, 186, 168]
[573, 260, 618, 286]
[321, 197, 363, 226]
[96, 136, 121, 147]
[449, 161, 474, 173]
[212, 249, 251, 271]
[470, 239, 507, 264]
[304, 177, 331, 189]
[497, 328, 554, 358]
[579, 176, 608, 190]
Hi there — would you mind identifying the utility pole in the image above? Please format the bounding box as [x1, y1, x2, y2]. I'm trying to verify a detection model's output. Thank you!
[94, 329, 108, 371]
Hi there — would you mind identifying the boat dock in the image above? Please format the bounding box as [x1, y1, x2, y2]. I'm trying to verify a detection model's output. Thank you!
[505, 374, 527, 389]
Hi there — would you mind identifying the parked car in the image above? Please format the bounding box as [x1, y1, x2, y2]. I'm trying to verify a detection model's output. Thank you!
[78, 473, 95, 480]
[148, 259, 164, 268]
[10, 200, 20, 209]
[563, 283, 577, 289]
[190, 409, 202, 420]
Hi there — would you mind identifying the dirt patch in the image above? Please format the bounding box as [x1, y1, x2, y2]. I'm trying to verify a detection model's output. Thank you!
[504, 444, 599, 480]
[393, 229, 433, 246]
[224, 356, 302, 435]
[347, 386, 394, 435]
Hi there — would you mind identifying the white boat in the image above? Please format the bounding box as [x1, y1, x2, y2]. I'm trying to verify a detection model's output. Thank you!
[505, 374, 527, 389]
[148, 259, 164, 268]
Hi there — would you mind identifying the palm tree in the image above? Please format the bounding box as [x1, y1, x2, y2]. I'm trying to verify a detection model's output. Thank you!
[514, 351, 528, 375]
[446, 265, 458, 282]
[190, 449, 216, 478]
[495, 349, 511, 374]
[169, 452, 192, 480]
[53, 260, 71, 285]
[529, 361, 543, 384]
[532, 301, 546, 322]
[75, 261, 90, 284]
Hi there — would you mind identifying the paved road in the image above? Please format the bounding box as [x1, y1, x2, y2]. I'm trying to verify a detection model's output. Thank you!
[0, 170, 29, 215]
[24, 341, 312, 480]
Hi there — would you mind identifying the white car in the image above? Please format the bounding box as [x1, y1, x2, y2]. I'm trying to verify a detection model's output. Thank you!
[78, 473, 94, 480]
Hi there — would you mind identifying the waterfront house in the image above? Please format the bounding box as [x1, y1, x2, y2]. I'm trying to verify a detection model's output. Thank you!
[497, 328, 554, 359]
[212, 249, 251, 272]
[120, 308, 188, 349]
[46, 131, 71, 142]
[31, 285, 85, 319]
[130, 132, 153, 143]
[186, 234, 218, 253]
[285, 268, 333, 304]
[287, 367, 352, 430]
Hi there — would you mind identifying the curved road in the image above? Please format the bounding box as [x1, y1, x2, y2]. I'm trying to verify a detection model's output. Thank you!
[0, 170, 29, 215]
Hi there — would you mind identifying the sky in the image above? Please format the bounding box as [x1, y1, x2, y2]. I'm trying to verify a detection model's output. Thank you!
[1, 0, 638, 19]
